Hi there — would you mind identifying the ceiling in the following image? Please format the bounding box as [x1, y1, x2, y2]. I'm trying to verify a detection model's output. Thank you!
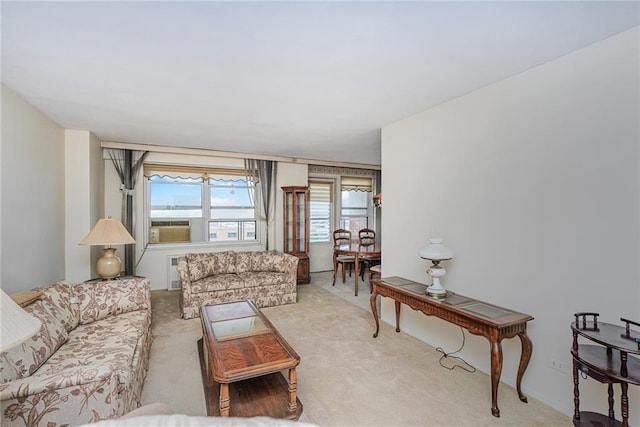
[2, 2, 639, 166]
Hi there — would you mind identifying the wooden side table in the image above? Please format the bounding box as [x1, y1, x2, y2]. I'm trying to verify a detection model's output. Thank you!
[571, 313, 640, 427]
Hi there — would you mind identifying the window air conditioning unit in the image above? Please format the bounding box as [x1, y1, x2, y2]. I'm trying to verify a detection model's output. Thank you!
[149, 220, 191, 244]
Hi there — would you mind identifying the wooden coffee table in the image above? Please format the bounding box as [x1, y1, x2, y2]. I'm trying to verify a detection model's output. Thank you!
[198, 300, 303, 420]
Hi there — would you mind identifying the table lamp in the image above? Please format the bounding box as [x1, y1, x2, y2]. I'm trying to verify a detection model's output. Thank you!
[79, 216, 136, 280]
[419, 237, 454, 298]
[0, 289, 42, 351]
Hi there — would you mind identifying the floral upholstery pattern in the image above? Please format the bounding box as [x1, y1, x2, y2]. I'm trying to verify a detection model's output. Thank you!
[1, 277, 152, 427]
[75, 277, 150, 325]
[179, 250, 298, 320]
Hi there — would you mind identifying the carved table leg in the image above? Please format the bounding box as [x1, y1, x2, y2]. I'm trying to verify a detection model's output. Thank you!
[573, 360, 581, 421]
[490, 340, 503, 417]
[394, 300, 401, 333]
[287, 368, 298, 412]
[354, 254, 360, 296]
[621, 382, 629, 427]
[219, 382, 230, 417]
[608, 384, 615, 419]
[371, 290, 380, 338]
[516, 332, 532, 403]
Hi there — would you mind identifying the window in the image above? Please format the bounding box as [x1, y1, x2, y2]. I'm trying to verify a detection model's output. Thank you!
[309, 181, 332, 243]
[145, 164, 258, 244]
[340, 176, 372, 236]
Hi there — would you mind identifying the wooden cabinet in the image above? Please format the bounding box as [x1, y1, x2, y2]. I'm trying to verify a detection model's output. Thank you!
[571, 313, 640, 427]
[282, 186, 310, 284]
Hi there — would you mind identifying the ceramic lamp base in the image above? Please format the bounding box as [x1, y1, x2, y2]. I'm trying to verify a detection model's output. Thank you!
[96, 247, 122, 280]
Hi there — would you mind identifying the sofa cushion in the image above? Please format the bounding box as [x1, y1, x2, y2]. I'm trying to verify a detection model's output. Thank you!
[236, 272, 291, 288]
[40, 310, 149, 377]
[33, 281, 79, 332]
[187, 252, 237, 281]
[190, 274, 246, 293]
[0, 299, 68, 381]
[236, 250, 287, 273]
[75, 277, 150, 325]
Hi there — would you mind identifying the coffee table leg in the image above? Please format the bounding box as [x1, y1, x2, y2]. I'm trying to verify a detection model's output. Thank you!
[219, 383, 230, 417]
[287, 368, 298, 412]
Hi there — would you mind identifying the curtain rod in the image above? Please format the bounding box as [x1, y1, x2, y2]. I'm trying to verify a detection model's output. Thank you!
[101, 141, 381, 171]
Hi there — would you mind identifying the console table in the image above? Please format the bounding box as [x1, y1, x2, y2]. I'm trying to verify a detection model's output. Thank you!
[571, 313, 640, 427]
[370, 276, 534, 418]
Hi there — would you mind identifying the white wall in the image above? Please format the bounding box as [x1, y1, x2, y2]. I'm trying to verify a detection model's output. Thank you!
[64, 130, 103, 282]
[1, 85, 66, 294]
[381, 27, 639, 422]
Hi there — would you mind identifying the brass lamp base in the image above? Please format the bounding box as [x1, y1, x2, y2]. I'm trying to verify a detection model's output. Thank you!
[426, 288, 449, 299]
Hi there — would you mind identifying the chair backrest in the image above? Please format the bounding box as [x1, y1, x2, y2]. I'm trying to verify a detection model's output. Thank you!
[359, 228, 376, 246]
[333, 229, 352, 246]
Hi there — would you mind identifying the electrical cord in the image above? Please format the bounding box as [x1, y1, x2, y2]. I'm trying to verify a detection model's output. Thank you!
[435, 327, 477, 373]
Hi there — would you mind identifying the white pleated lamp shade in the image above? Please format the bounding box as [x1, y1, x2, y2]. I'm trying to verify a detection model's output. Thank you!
[79, 217, 135, 246]
[0, 289, 42, 351]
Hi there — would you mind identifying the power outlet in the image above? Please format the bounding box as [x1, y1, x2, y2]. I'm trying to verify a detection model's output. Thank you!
[548, 356, 571, 374]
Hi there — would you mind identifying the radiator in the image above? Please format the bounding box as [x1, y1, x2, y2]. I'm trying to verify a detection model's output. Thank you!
[167, 255, 182, 290]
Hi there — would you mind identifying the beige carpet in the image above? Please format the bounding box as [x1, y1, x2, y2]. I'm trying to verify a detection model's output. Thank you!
[141, 272, 571, 426]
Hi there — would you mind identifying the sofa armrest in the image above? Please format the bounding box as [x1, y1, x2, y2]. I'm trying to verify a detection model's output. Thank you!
[75, 277, 151, 325]
[0, 364, 120, 400]
[176, 258, 191, 293]
[281, 253, 299, 281]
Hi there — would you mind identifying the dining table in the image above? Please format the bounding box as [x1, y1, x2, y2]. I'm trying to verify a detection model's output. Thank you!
[333, 243, 382, 296]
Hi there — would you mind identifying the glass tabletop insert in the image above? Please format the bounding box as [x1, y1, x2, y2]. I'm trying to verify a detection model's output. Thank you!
[212, 315, 269, 340]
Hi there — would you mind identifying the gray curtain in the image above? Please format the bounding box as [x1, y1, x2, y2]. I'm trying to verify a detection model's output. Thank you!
[108, 149, 149, 275]
[245, 159, 277, 250]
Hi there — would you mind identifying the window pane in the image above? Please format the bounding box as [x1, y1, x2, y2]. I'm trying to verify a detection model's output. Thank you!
[209, 221, 239, 241]
[150, 177, 203, 218]
[209, 221, 256, 242]
[210, 178, 255, 220]
[341, 190, 369, 208]
[341, 189, 371, 235]
[309, 181, 332, 243]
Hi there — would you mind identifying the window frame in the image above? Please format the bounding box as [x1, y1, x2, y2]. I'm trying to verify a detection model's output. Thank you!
[144, 165, 260, 246]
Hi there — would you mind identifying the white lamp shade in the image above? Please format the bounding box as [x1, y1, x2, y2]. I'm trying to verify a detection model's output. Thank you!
[0, 289, 42, 351]
[79, 217, 135, 246]
[419, 237, 454, 261]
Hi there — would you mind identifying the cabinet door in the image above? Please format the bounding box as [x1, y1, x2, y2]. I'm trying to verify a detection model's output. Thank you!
[285, 192, 294, 252]
[295, 191, 307, 252]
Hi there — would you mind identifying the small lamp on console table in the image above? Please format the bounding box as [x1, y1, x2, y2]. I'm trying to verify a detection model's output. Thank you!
[79, 216, 136, 280]
[419, 237, 454, 298]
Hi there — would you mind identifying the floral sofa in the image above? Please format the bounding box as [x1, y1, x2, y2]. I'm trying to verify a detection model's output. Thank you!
[0, 277, 152, 427]
[178, 250, 299, 320]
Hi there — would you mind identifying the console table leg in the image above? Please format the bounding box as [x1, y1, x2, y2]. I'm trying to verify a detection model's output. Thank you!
[490, 341, 503, 417]
[394, 301, 401, 333]
[516, 332, 532, 403]
[371, 290, 380, 338]
[219, 383, 230, 417]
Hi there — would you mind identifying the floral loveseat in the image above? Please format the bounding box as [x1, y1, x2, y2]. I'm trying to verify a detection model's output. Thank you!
[178, 250, 298, 320]
[0, 277, 152, 427]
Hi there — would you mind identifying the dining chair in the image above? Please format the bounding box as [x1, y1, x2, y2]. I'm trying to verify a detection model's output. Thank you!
[332, 229, 355, 286]
[358, 228, 380, 280]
